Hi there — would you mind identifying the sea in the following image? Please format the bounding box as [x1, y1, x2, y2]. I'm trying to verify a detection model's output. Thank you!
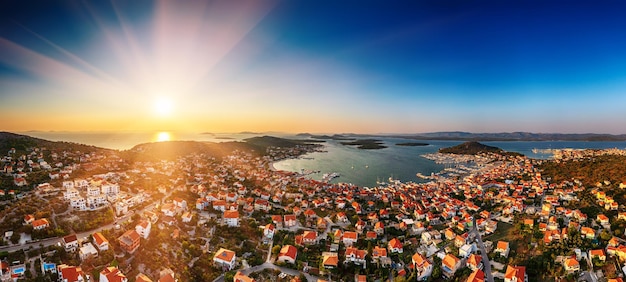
[20, 131, 626, 188]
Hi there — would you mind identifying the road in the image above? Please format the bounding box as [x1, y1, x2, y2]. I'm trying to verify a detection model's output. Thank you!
[212, 262, 321, 282]
[471, 217, 494, 282]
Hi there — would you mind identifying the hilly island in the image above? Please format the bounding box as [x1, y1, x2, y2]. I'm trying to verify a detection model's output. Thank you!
[1, 132, 626, 282]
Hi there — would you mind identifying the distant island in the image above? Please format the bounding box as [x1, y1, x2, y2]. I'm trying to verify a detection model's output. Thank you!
[391, 131, 626, 141]
[396, 142, 429, 147]
[340, 139, 387, 150]
[297, 133, 356, 141]
[439, 141, 523, 156]
[295, 131, 626, 141]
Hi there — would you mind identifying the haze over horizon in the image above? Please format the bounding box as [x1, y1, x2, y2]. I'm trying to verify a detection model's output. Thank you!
[2, 0, 626, 134]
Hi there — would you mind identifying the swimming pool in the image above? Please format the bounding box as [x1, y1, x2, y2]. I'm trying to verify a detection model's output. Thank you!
[12, 266, 25, 275]
[43, 263, 56, 272]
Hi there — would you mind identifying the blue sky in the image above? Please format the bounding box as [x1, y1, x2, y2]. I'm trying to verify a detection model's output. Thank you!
[1, 0, 626, 133]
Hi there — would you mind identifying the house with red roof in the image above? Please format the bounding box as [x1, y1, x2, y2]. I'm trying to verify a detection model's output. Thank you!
[57, 264, 86, 282]
[32, 218, 50, 230]
[24, 214, 35, 225]
[343, 231, 358, 246]
[467, 269, 485, 282]
[388, 238, 403, 253]
[504, 265, 526, 282]
[467, 254, 483, 271]
[442, 254, 462, 278]
[92, 232, 109, 251]
[263, 224, 275, 239]
[214, 248, 237, 271]
[135, 273, 153, 282]
[495, 241, 510, 257]
[118, 230, 141, 254]
[322, 252, 339, 269]
[412, 253, 433, 280]
[233, 271, 255, 282]
[590, 249, 606, 261]
[284, 214, 297, 228]
[581, 227, 596, 239]
[365, 231, 377, 240]
[277, 245, 297, 264]
[295, 231, 318, 246]
[271, 215, 283, 228]
[344, 247, 367, 266]
[224, 210, 240, 227]
[372, 246, 387, 261]
[63, 234, 79, 252]
[100, 266, 128, 282]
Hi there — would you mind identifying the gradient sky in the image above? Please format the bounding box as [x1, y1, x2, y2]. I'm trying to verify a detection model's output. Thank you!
[1, 0, 626, 134]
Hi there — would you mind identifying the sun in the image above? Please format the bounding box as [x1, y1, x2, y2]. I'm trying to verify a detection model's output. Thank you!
[153, 97, 174, 117]
[156, 132, 171, 142]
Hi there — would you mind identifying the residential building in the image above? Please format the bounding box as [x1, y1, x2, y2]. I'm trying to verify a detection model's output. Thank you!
[79, 243, 98, 261]
[495, 241, 510, 257]
[93, 232, 109, 251]
[63, 234, 79, 252]
[32, 218, 50, 230]
[100, 266, 128, 282]
[135, 221, 151, 239]
[442, 254, 462, 278]
[504, 265, 527, 282]
[343, 231, 358, 246]
[214, 248, 237, 271]
[233, 271, 255, 282]
[277, 245, 297, 264]
[388, 238, 403, 253]
[118, 230, 141, 254]
[223, 210, 240, 227]
[467, 269, 485, 282]
[135, 273, 153, 282]
[57, 264, 86, 282]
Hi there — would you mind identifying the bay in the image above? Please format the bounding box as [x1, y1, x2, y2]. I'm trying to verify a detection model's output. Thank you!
[16, 131, 626, 188]
[274, 139, 626, 187]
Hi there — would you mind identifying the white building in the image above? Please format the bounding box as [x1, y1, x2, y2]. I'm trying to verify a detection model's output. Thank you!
[135, 221, 151, 239]
[87, 186, 100, 197]
[62, 181, 74, 190]
[70, 197, 87, 211]
[79, 243, 98, 261]
[101, 182, 120, 195]
[63, 188, 80, 201]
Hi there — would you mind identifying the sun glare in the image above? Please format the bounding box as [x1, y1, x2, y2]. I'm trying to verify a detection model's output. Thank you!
[156, 131, 171, 142]
[154, 97, 173, 117]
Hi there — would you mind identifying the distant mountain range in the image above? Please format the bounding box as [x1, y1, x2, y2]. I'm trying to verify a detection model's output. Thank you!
[299, 132, 626, 141]
[397, 132, 626, 141]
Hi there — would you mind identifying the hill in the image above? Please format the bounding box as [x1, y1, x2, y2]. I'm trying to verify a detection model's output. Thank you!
[439, 141, 511, 155]
[538, 155, 626, 187]
[0, 132, 111, 154]
[122, 136, 322, 161]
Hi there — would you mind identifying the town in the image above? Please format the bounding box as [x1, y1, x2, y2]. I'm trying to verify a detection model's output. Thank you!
[2, 136, 626, 282]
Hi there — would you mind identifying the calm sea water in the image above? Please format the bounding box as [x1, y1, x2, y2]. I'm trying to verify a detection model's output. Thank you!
[18, 132, 626, 187]
[274, 139, 626, 187]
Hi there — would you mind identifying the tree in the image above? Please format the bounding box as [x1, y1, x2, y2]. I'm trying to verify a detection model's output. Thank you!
[10, 232, 20, 244]
[272, 245, 281, 255]
[224, 271, 235, 282]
